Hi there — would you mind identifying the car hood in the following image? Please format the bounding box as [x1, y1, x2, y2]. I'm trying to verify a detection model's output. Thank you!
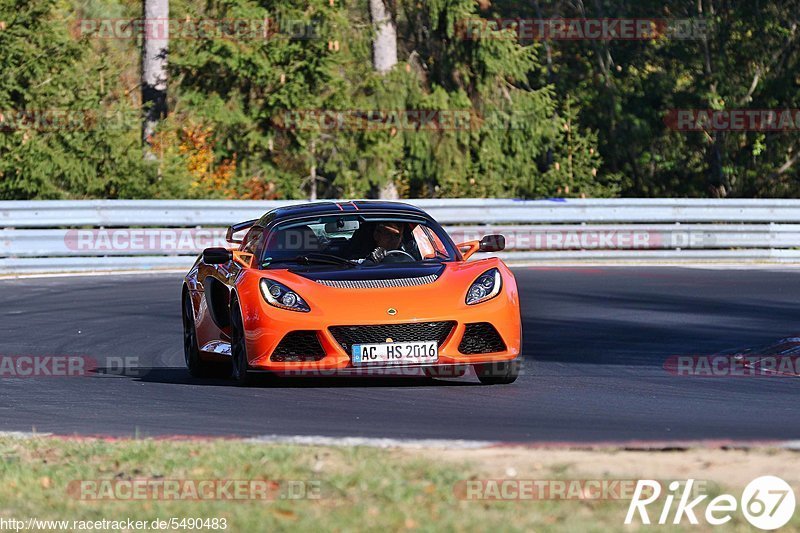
[289, 262, 446, 283]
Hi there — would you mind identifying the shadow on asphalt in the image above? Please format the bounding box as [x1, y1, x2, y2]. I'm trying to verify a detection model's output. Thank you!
[514, 267, 800, 369]
[90, 366, 481, 388]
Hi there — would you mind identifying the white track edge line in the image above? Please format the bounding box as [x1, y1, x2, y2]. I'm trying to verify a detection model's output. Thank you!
[1, 431, 800, 451]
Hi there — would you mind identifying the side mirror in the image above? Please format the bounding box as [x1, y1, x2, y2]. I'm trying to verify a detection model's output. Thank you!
[479, 234, 505, 253]
[202, 247, 233, 265]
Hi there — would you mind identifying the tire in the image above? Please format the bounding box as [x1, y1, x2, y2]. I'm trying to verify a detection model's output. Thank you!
[183, 292, 226, 378]
[473, 359, 521, 385]
[230, 297, 256, 386]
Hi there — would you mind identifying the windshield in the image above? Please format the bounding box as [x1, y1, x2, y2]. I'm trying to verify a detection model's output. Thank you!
[260, 214, 457, 268]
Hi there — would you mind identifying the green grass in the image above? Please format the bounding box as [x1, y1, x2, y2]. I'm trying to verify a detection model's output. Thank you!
[0, 437, 793, 532]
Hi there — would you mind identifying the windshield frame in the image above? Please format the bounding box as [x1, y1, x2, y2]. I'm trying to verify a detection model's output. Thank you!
[257, 211, 462, 269]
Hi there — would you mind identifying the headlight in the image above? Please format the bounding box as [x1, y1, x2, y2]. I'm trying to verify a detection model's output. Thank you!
[466, 268, 502, 305]
[260, 279, 310, 312]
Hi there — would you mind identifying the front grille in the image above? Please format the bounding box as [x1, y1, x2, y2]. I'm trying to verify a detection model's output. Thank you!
[316, 274, 438, 289]
[329, 321, 456, 353]
[271, 331, 326, 362]
[458, 323, 507, 354]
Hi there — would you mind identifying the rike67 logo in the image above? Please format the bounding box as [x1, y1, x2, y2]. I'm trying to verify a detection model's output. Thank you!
[626, 476, 796, 530]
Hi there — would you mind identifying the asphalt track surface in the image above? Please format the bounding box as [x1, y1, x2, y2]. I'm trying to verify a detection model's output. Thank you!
[1, 267, 799, 442]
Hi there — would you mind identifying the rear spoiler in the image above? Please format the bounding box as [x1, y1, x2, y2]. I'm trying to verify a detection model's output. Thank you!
[225, 219, 258, 244]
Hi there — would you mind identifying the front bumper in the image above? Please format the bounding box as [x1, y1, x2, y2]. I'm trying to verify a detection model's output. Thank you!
[249, 323, 519, 372]
[241, 290, 520, 373]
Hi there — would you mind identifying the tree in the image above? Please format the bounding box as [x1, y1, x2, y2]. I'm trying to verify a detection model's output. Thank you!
[369, 0, 398, 73]
[0, 0, 154, 199]
[368, 0, 400, 199]
[504, 0, 800, 197]
[141, 0, 169, 159]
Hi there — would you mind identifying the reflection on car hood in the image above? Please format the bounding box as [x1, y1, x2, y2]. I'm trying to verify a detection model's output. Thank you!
[290, 262, 446, 284]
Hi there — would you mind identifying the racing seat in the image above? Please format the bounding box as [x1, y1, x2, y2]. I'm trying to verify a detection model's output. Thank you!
[265, 225, 322, 254]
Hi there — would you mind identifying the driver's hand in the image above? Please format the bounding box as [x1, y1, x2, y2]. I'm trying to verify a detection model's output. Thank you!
[369, 247, 387, 263]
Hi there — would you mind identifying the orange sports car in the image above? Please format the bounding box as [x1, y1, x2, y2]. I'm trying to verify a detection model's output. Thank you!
[182, 201, 522, 385]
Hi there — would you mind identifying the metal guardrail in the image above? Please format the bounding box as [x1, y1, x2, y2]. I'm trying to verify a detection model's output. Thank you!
[2, 199, 800, 272]
[5, 198, 800, 226]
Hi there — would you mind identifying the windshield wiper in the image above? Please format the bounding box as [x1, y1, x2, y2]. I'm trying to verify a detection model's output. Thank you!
[264, 253, 357, 268]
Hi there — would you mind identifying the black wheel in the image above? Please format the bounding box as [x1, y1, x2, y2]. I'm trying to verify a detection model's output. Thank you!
[183, 292, 225, 378]
[473, 359, 521, 385]
[230, 297, 256, 386]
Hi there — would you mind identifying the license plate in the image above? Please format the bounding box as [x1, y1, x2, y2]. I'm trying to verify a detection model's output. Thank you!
[352, 341, 438, 366]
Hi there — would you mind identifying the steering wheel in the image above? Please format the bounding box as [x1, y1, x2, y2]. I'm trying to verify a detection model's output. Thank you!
[383, 250, 416, 263]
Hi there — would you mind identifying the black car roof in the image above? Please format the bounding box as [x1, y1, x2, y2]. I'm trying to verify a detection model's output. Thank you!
[263, 200, 428, 224]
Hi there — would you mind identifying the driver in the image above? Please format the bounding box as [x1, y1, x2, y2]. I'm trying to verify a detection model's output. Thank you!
[367, 222, 404, 263]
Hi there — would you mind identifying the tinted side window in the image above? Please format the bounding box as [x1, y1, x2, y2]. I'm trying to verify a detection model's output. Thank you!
[241, 226, 264, 254]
